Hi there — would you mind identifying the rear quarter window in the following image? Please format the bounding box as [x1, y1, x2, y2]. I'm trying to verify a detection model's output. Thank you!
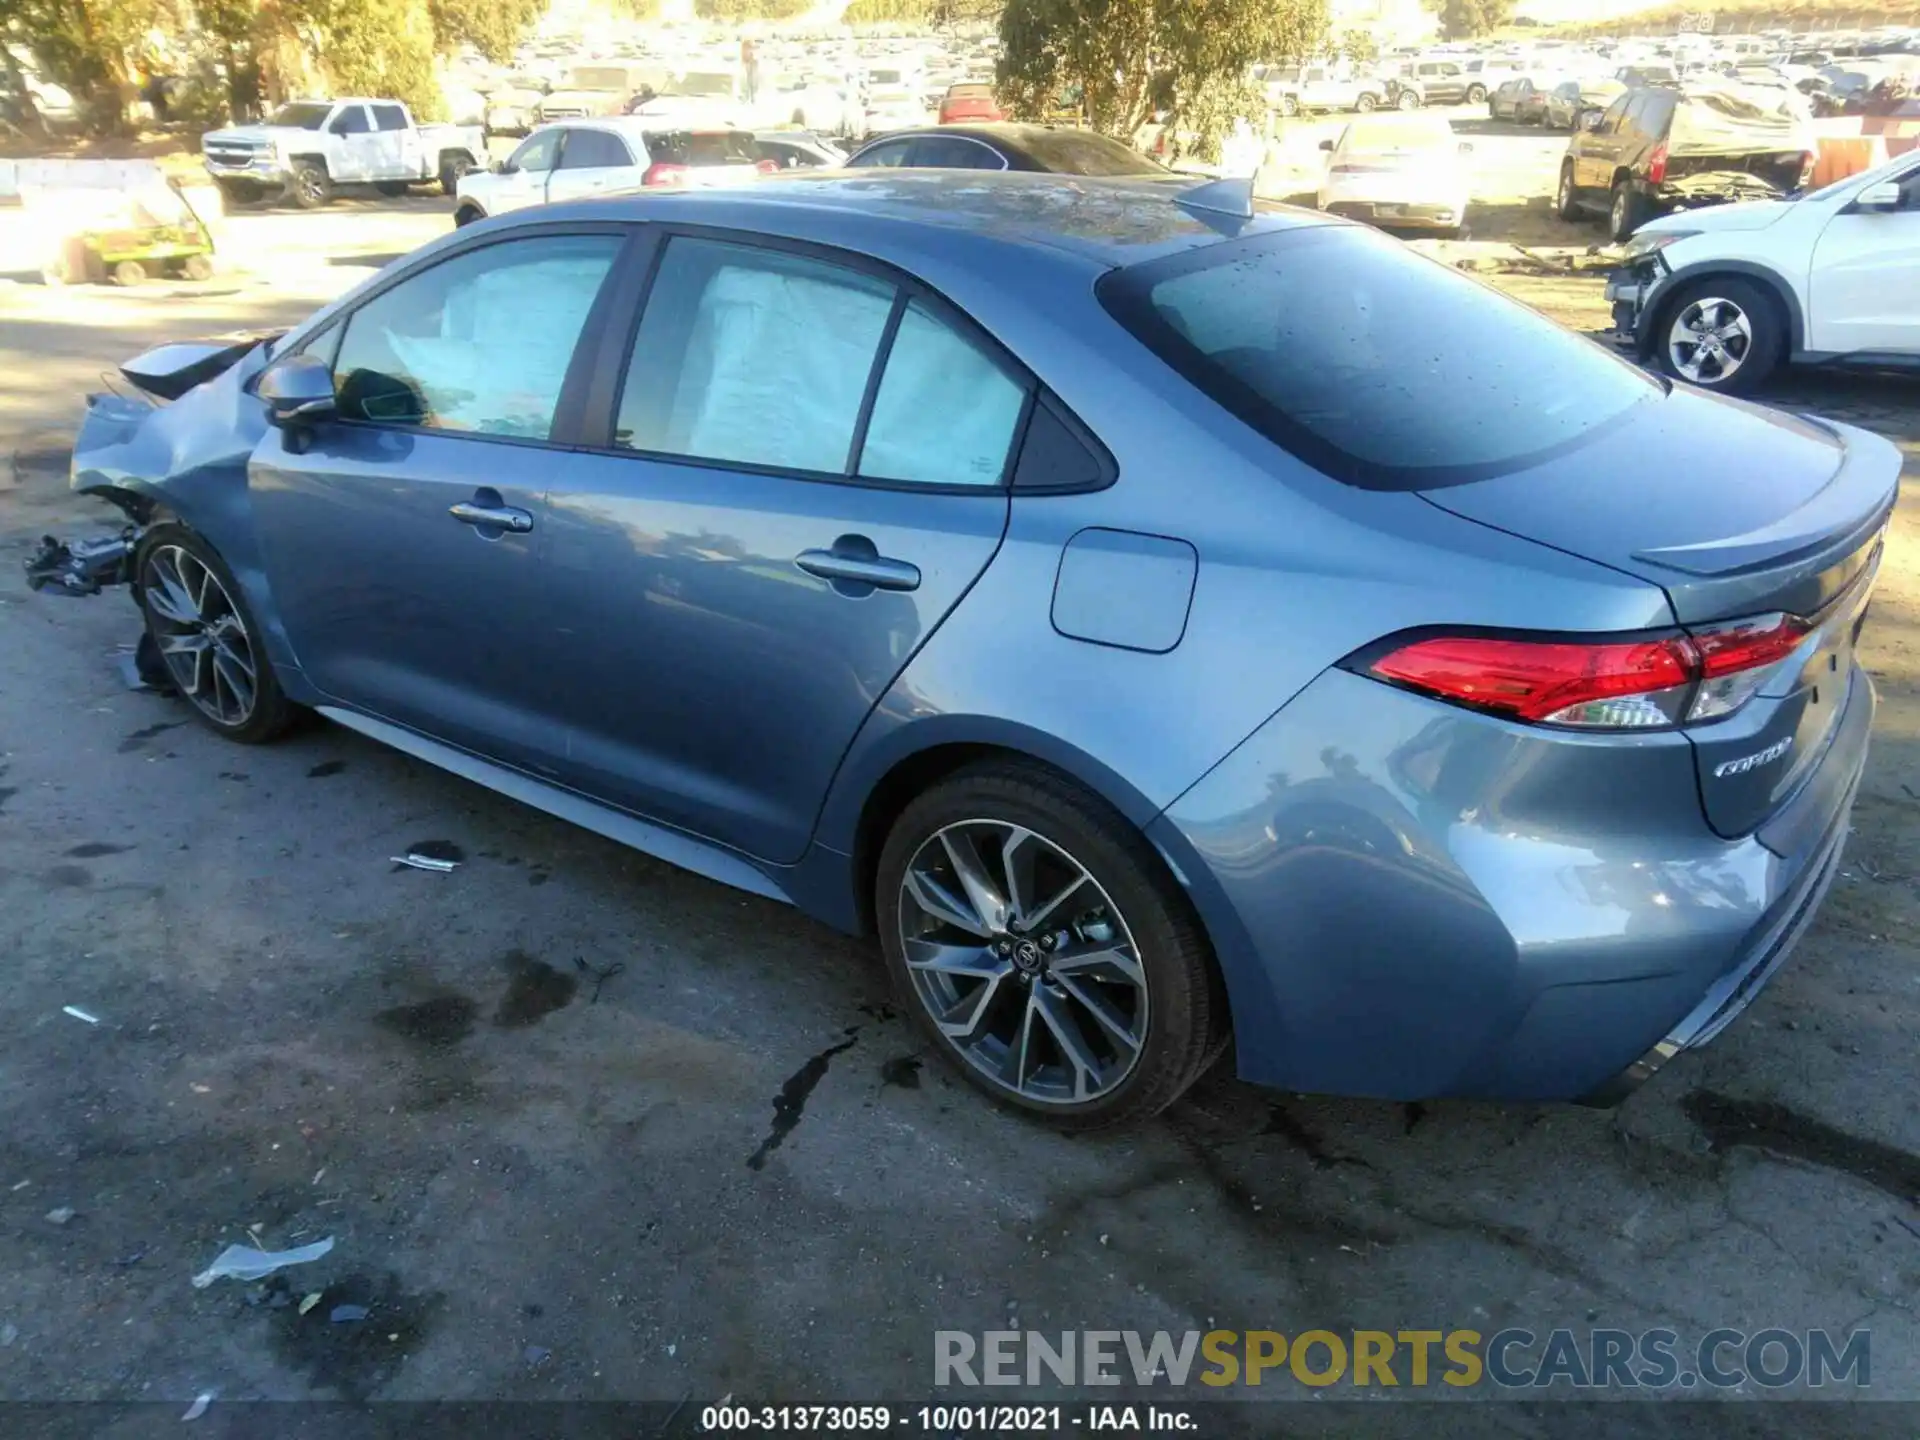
[1097, 225, 1658, 491]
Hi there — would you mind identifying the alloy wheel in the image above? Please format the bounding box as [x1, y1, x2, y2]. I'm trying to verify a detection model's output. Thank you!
[1667, 297, 1752, 385]
[141, 545, 258, 727]
[898, 819, 1149, 1106]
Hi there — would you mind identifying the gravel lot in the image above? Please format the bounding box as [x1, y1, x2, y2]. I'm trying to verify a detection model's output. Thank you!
[3, 123, 1919, 1430]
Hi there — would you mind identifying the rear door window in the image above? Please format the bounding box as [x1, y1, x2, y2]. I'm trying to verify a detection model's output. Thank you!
[559, 129, 632, 168]
[372, 104, 408, 132]
[1097, 225, 1657, 490]
[510, 129, 564, 173]
[908, 135, 1004, 168]
[849, 138, 914, 167]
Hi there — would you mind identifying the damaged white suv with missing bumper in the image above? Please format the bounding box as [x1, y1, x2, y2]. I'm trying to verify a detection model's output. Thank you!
[1606, 151, 1920, 393]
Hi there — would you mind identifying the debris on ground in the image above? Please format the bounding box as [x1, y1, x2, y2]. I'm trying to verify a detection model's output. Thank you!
[181, 1393, 211, 1421]
[44, 1207, 75, 1226]
[573, 956, 626, 1004]
[61, 1006, 101, 1025]
[1, 1323, 19, 1347]
[389, 852, 458, 873]
[329, 1303, 370, 1324]
[190, 1236, 334, 1288]
[298, 1292, 323, 1315]
[524, 1344, 551, 1367]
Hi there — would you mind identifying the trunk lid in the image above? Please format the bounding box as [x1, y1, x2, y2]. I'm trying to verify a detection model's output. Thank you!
[1422, 386, 1899, 838]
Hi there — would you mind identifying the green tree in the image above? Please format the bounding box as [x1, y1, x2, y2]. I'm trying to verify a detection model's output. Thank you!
[693, 0, 809, 18]
[1430, 0, 1511, 41]
[1336, 26, 1377, 67]
[4, 0, 160, 132]
[428, 0, 541, 64]
[997, 0, 1326, 154]
[841, 0, 931, 22]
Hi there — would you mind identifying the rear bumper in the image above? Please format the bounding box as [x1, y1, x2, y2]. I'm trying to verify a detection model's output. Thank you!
[1321, 199, 1464, 229]
[1154, 662, 1874, 1103]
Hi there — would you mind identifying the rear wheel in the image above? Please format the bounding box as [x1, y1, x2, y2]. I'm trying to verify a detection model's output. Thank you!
[453, 202, 485, 227]
[1397, 89, 1419, 111]
[180, 253, 213, 281]
[133, 526, 299, 743]
[1467, 83, 1488, 104]
[111, 259, 146, 286]
[438, 153, 476, 196]
[1355, 92, 1377, 113]
[1278, 94, 1299, 117]
[1608, 180, 1649, 240]
[877, 762, 1226, 1130]
[1656, 277, 1783, 395]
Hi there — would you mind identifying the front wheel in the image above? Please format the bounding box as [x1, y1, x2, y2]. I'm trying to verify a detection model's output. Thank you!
[1355, 93, 1377, 113]
[1467, 84, 1488, 104]
[876, 763, 1226, 1129]
[1608, 180, 1649, 241]
[288, 161, 332, 209]
[1656, 277, 1783, 395]
[1397, 90, 1419, 111]
[1278, 94, 1298, 117]
[134, 526, 300, 743]
[1555, 163, 1580, 220]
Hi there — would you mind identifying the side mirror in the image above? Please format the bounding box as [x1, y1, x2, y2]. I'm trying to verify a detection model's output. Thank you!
[1319, 138, 1335, 151]
[1856, 179, 1902, 210]
[257, 353, 336, 429]
[1581, 111, 1602, 131]
[493, 159, 513, 174]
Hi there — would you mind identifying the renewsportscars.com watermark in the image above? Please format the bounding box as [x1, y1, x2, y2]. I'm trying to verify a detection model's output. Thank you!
[934, 1328, 1871, 1391]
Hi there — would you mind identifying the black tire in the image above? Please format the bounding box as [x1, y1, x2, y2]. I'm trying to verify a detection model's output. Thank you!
[876, 761, 1226, 1130]
[1608, 180, 1649, 241]
[438, 153, 475, 196]
[453, 202, 485, 227]
[1397, 90, 1419, 111]
[1278, 94, 1298, 118]
[1355, 93, 1377, 113]
[1467, 83, 1488, 104]
[111, 259, 146, 286]
[288, 160, 331, 209]
[180, 253, 213, 281]
[132, 525, 300, 744]
[373, 180, 410, 197]
[1651, 275, 1784, 396]
[1555, 162, 1580, 220]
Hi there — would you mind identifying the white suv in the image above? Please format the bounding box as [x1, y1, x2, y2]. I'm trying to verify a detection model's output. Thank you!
[1606, 152, 1920, 393]
[454, 119, 766, 226]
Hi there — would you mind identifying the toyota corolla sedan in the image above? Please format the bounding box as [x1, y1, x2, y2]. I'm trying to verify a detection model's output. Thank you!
[35, 173, 1894, 1126]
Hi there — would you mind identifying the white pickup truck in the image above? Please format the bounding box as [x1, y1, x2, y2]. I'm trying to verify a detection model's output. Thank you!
[201, 99, 486, 208]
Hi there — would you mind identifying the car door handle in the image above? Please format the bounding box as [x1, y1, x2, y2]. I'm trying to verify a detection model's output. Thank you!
[795, 547, 920, 591]
[449, 500, 534, 533]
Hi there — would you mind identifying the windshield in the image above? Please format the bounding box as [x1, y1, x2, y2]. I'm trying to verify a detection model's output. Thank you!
[268, 103, 332, 129]
[1097, 225, 1658, 490]
[1017, 129, 1167, 176]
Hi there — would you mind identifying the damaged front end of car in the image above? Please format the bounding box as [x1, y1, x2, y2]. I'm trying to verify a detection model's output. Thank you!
[23, 331, 279, 598]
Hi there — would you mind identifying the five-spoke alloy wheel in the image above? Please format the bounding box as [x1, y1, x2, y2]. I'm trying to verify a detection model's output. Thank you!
[1654, 276, 1781, 395]
[877, 763, 1225, 1128]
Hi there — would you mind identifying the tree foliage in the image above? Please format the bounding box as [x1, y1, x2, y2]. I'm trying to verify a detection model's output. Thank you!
[428, 0, 542, 64]
[997, 0, 1326, 152]
[1335, 26, 1377, 67]
[1430, 0, 1512, 40]
[841, 0, 931, 23]
[693, 0, 809, 19]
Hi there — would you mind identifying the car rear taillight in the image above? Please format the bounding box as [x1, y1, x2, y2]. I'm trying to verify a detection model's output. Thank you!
[1647, 142, 1668, 185]
[754, 159, 779, 175]
[643, 163, 688, 186]
[1356, 616, 1810, 731]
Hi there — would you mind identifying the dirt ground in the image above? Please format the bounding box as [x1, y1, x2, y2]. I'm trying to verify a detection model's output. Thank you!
[3, 124, 1920, 1431]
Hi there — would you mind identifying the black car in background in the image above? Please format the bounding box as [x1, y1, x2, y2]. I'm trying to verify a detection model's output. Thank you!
[844, 123, 1169, 176]
[1556, 85, 1814, 239]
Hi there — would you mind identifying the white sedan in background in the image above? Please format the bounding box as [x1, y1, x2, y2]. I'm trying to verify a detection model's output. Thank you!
[1316, 113, 1473, 237]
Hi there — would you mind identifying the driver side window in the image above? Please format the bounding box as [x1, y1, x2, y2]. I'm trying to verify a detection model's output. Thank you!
[330, 234, 621, 439]
[1597, 97, 1628, 134]
[510, 128, 564, 174]
[332, 105, 371, 135]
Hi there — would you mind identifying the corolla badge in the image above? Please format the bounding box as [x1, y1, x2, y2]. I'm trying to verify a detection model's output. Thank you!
[1714, 737, 1794, 778]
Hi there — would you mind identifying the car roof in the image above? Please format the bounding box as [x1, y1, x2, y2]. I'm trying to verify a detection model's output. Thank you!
[529, 169, 1333, 270]
[550, 116, 748, 138]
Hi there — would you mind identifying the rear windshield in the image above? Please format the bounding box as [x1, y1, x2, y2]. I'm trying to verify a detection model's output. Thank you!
[1014, 130, 1166, 176]
[646, 130, 756, 165]
[1097, 225, 1657, 490]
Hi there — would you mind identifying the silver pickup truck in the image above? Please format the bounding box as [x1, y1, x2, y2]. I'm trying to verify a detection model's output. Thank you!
[201, 98, 486, 208]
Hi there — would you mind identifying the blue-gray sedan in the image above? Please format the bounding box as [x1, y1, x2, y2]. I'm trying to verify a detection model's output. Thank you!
[39, 171, 1895, 1125]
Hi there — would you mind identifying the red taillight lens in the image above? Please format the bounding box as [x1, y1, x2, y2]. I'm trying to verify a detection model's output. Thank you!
[755, 159, 779, 175]
[643, 163, 688, 186]
[1647, 142, 1668, 185]
[1361, 615, 1811, 731]
[1369, 634, 1695, 728]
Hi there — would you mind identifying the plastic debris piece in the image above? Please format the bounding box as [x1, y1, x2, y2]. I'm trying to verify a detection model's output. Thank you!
[329, 1304, 369, 1324]
[1, 1324, 19, 1347]
[390, 853, 458, 873]
[298, 1292, 323, 1315]
[182, 1393, 211, 1421]
[191, 1236, 334, 1288]
[62, 1006, 101, 1025]
[45, 1208, 75, 1226]
[524, 1345, 551, 1367]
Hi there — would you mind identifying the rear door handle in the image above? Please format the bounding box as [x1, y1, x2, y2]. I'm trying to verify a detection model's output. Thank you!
[795, 548, 920, 592]
[450, 500, 534, 534]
